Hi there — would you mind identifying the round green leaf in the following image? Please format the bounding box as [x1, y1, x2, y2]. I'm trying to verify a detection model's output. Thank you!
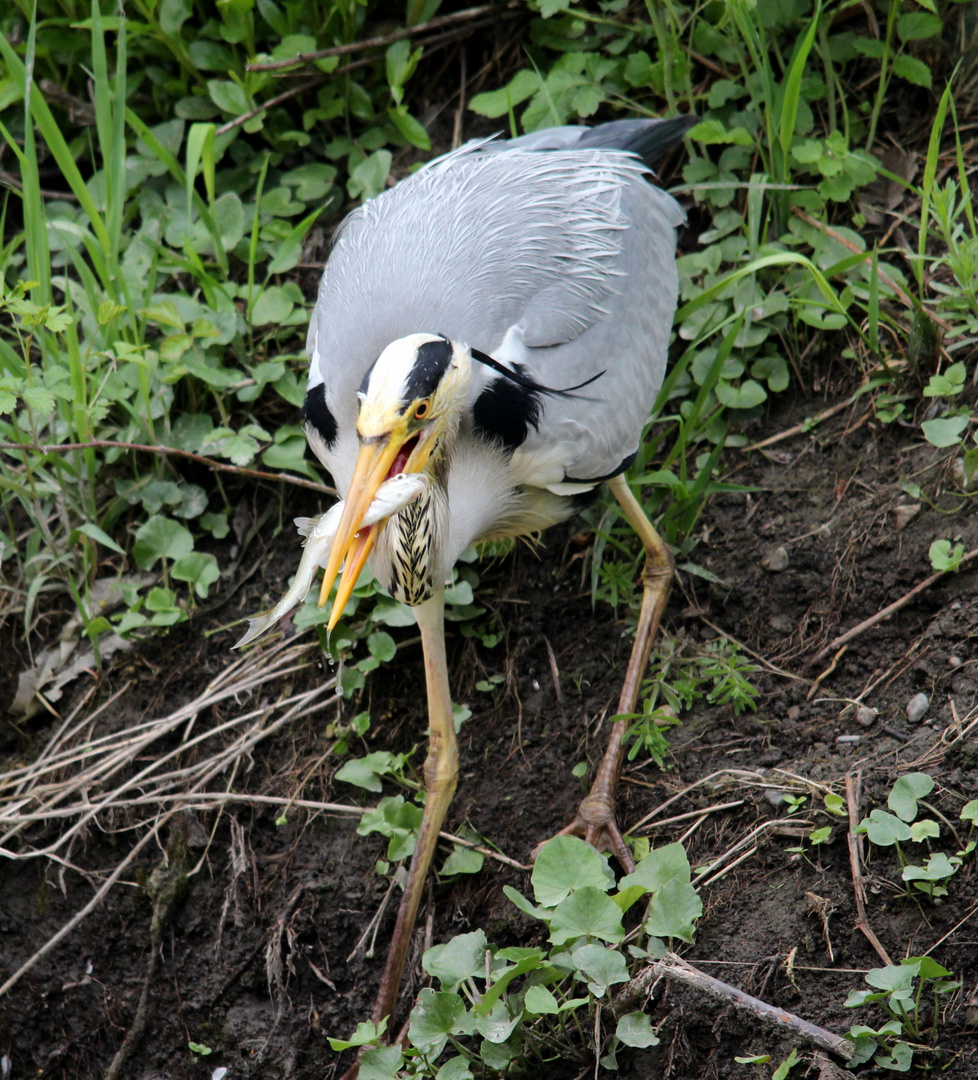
[409, 989, 470, 1051]
[616, 1011, 660, 1048]
[133, 515, 194, 569]
[423, 929, 487, 989]
[531, 836, 614, 906]
[523, 985, 559, 1015]
[549, 887, 625, 945]
[887, 772, 934, 822]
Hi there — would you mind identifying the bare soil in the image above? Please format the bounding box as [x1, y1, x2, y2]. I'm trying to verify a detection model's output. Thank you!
[2, 387, 977, 1080]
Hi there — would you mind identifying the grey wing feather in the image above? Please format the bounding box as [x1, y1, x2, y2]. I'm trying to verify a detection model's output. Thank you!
[307, 120, 686, 494]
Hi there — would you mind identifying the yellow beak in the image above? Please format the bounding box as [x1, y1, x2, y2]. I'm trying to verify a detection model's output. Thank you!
[318, 427, 412, 630]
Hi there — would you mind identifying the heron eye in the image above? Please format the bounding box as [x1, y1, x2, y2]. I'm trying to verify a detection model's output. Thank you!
[414, 400, 430, 420]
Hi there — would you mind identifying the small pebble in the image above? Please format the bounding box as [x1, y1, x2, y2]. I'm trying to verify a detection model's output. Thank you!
[893, 502, 922, 530]
[948, 655, 962, 668]
[762, 545, 790, 572]
[906, 692, 930, 723]
[786, 704, 801, 722]
[856, 705, 878, 727]
[763, 789, 787, 809]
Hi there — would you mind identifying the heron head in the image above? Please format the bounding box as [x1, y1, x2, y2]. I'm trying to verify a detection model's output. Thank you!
[319, 334, 472, 627]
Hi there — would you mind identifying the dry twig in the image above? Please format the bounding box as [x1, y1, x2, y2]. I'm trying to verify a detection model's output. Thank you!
[809, 546, 978, 668]
[0, 439, 334, 495]
[617, 952, 854, 1060]
[247, 4, 510, 72]
[844, 771, 893, 965]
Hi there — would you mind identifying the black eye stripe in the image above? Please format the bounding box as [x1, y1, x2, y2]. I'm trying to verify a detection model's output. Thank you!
[403, 337, 453, 402]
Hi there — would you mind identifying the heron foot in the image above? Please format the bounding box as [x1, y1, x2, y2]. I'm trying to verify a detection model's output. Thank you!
[531, 785, 636, 873]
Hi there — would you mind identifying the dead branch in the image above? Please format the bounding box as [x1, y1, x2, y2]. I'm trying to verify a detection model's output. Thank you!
[791, 207, 952, 333]
[809, 546, 978, 667]
[0, 818, 171, 998]
[0, 439, 334, 495]
[616, 952, 854, 1060]
[247, 4, 510, 72]
[844, 771, 893, 965]
[741, 396, 861, 453]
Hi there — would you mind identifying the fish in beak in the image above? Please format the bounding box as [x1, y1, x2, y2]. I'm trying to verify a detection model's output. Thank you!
[318, 414, 432, 629]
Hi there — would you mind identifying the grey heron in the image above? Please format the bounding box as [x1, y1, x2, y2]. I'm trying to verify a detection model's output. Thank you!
[237, 115, 693, 1044]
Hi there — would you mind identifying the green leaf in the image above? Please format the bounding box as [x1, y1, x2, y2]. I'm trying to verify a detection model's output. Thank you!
[891, 55, 932, 88]
[715, 377, 767, 409]
[368, 631, 397, 662]
[876, 1041, 913, 1071]
[474, 999, 521, 1043]
[133, 515, 194, 569]
[359, 1044, 403, 1080]
[929, 539, 965, 572]
[523, 985, 559, 1015]
[689, 119, 754, 146]
[531, 836, 614, 905]
[336, 751, 400, 793]
[172, 551, 220, 598]
[909, 818, 940, 842]
[571, 942, 629, 996]
[549, 887, 625, 945]
[74, 522, 125, 556]
[423, 930, 487, 990]
[616, 1011, 659, 1048]
[502, 885, 546, 920]
[441, 844, 484, 876]
[208, 78, 249, 115]
[888, 772, 934, 822]
[897, 13, 943, 41]
[772, 1048, 800, 1080]
[435, 1057, 474, 1080]
[644, 878, 702, 943]
[921, 415, 969, 447]
[865, 962, 918, 995]
[408, 989, 471, 1052]
[348, 150, 392, 201]
[327, 1018, 387, 1051]
[903, 852, 958, 882]
[388, 106, 430, 150]
[251, 285, 295, 326]
[861, 809, 912, 846]
[619, 842, 692, 895]
[469, 70, 540, 118]
[751, 355, 790, 392]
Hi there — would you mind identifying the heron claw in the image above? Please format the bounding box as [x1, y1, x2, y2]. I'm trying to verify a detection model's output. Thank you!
[532, 792, 636, 873]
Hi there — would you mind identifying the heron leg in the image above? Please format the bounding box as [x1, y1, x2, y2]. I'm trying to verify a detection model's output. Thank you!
[369, 587, 457, 1033]
[536, 474, 674, 873]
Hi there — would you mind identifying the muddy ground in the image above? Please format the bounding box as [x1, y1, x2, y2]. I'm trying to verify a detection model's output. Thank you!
[2, 382, 977, 1080]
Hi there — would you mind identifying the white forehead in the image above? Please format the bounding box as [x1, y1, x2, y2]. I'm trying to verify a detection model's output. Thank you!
[360, 333, 446, 402]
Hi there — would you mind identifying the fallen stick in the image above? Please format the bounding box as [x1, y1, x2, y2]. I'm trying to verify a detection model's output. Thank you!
[845, 771, 893, 966]
[0, 439, 333, 494]
[809, 546, 978, 667]
[740, 396, 858, 452]
[0, 818, 170, 998]
[616, 952, 854, 1060]
[247, 4, 508, 71]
